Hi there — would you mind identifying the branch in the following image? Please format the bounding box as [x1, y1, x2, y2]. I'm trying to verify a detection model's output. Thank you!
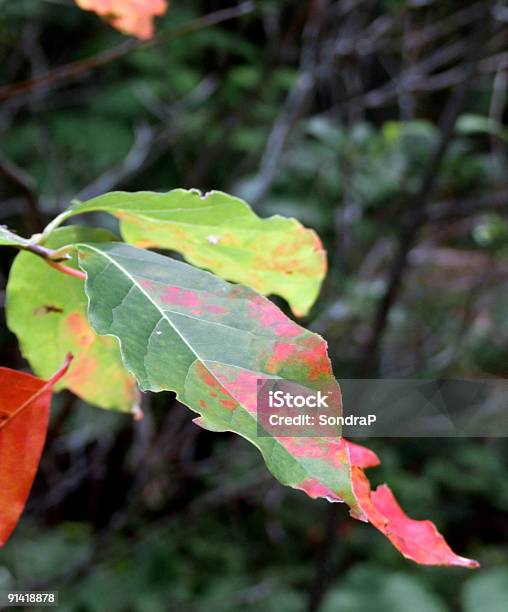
[75, 124, 155, 201]
[344, 26, 507, 111]
[358, 5, 493, 375]
[0, 2, 256, 103]
[427, 187, 508, 223]
[408, 3, 486, 50]
[249, 0, 331, 203]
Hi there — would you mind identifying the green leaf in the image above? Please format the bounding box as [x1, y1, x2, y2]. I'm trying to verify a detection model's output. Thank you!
[75, 241, 360, 512]
[59, 189, 326, 316]
[6, 227, 137, 412]
[74, 242, 479, 568]
[0, 226, 31, 247]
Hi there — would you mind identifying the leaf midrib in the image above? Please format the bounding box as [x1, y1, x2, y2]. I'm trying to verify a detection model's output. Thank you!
[79, 244, 351, 504]
[187, 359, 350, 501]
[119, 213, 291, 235]
[79, 244, 285, 373]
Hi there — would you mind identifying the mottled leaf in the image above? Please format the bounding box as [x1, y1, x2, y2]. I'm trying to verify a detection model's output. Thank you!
[76, 242, 478, 566]
[63, 190, 326, 316]
[75, 0, 168, 39]
[76, 242, 361, 509]
[185, 361, 378, 517]
[6, 227, 137, 412]
[0, 357, 71, 546]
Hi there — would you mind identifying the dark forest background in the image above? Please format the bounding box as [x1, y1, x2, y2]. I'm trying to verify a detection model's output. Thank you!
[0, 1, 507, 610]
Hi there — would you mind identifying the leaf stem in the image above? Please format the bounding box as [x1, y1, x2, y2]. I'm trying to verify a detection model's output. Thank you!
[45, 259, 86, 280]
[38, 207, 76, 241]
[20, 242, 86, 281]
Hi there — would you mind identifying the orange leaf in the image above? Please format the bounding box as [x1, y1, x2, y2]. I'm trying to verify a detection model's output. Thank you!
[75, 0, 168, 39]
[0, 356, 71, 546]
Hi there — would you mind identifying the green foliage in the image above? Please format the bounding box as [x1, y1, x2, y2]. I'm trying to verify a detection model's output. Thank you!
[462, 567, 508, 612]
[472, 214, 508, 249]
[322, 565, 447, 612]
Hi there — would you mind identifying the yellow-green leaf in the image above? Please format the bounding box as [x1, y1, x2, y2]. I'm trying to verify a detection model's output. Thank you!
[6, 226, 137, 412]
[59, 189, 326, 316]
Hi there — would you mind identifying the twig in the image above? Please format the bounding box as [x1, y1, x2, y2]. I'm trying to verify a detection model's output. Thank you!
[249, 0, 330, 203]
[426, 187, 508, 222]
[0, 149, 44, 231]
[0, 2, 256, 103]
[75, 124, 155, 200]
[358, 5, 492, 375]
[489, 66, 508, 154]
[345, 26, 507, 111]
[19, 242, 86, 280]
[306, 503, 342, 612]
[408, 3, 486, 50]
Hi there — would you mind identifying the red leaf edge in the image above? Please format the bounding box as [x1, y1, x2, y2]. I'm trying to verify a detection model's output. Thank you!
[350, 464, 479, 568]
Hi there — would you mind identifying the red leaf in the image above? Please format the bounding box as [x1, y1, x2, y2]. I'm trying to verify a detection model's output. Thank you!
[0, 356, 71, 546]
[345, 439, 380, 470]
[350, 466, 479, 567]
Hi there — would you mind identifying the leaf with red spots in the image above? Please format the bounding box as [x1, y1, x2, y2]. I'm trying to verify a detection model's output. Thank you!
[74, 0, 168, 39]
[185, 363, 475, 567]
[0, 356, 71, 546]
[185, 361, 374, 517]
[6, 227, 137, 412]
[76, 242, 361, 508]
[58, 190, 327, 316]
[75, 242, 478, 567]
